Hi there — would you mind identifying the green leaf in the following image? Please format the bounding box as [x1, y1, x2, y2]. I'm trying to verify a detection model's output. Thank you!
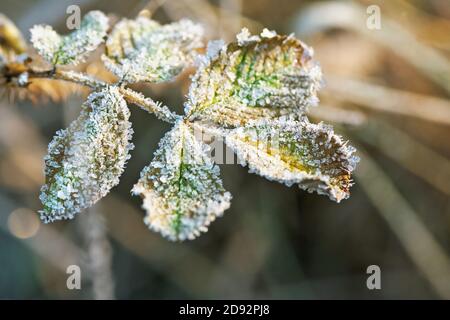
[102, 16, 203, 83]
[132, 121, 231, 241]
[39, 87, 133, 222]
[184, 28, 322, 127]
[30, 11, 108, 65]
[225, 117, 359, 202]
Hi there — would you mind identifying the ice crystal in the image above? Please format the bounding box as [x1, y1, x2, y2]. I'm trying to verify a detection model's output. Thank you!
[39, 87, 134, 222]
[132, 121, 231, 241]
[225, 117, 359, 202]
[30, 11, 108, 65]
[236, 27, 260, 45]
[185, 28, 322, 127]
[260, 28, 277, 39]
[102, 17, 203, 83]
[195, 39, 225, 68]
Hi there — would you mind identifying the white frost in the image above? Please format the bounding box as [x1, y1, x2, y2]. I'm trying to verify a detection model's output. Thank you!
[132, 121, 231, 241]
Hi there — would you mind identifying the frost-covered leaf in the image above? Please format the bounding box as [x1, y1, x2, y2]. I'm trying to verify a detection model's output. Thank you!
[39, 87, 133, 222]
[30, 11, 108, 65]
[132, 121, 231, 241]
[102, 17, 203, 83]
[185, 28, 322, 127]
[225, 117, 359, 202]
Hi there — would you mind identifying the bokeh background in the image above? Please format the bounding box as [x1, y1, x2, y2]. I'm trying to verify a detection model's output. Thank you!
[1, 0, 449, 299]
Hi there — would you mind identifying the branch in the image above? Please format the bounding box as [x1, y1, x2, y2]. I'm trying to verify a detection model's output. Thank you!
[27, 68, 181, 124]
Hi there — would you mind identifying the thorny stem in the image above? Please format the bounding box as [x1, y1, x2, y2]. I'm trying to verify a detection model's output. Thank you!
[26, 68, 181, 124]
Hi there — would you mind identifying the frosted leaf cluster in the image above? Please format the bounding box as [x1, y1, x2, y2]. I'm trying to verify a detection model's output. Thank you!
[225, 117, 359, 202]
[185, 28, 322, 127]
[11, 11, 359, 241]
[102, 17, 203, 83]
[39, 87, 133, 222]
[129, 29, 356, 241]
[132, 121, 231, 241]
[30, 11, 108, 65]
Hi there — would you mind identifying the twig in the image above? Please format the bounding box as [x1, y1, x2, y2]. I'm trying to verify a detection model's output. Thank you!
[27, 68, 181, 124]
[78, 209, 115, 300]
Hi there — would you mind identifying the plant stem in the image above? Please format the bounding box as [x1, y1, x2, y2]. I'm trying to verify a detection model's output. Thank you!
[27, 68, 181, 124]
[79, 209, 116, 300]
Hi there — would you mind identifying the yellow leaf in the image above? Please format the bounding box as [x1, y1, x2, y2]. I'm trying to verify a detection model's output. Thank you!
[225, 117, 358, 202]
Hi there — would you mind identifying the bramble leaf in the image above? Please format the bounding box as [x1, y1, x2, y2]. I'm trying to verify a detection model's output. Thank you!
[225, 117, 359, 202]
[39, 87, 134, 222]
[184, 28, 322, 127]
[30, 11, 108, 65]
[132, 121, 231, 241]
[102, 16, 203, 83]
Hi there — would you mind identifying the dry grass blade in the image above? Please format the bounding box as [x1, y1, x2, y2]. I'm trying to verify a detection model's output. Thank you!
[354, 119, 450, 196]
[355, 147, 450, 299]
[308, 104, 367, 126]
[163, 0, 262, 39]
[294, 1, 450, 94]
[325, 76, 450, 126]
[365, 0, 450, 51]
